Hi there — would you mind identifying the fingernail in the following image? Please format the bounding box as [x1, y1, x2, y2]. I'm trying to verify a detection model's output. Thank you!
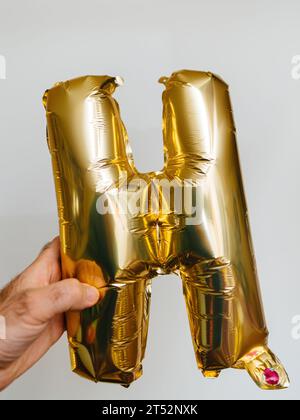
[85, 286, 99, 305]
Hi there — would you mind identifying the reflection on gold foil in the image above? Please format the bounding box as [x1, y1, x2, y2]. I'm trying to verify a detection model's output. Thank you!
[44, 71, 289, 389]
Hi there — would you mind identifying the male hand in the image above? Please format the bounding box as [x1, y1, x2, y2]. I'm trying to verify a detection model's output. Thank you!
[0, 237, 99, 390]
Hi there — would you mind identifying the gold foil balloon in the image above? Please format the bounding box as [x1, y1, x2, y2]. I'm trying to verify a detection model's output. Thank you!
[44, 70, 289, 390]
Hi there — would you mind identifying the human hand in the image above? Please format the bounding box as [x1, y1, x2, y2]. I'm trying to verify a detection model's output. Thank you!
[0, 237, 99, 390]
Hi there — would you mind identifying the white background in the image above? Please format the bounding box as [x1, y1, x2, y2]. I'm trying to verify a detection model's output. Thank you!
[0, 0, 299, 400]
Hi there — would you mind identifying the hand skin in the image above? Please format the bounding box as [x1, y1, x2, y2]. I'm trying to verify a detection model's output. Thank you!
[0, 237, 99, 391]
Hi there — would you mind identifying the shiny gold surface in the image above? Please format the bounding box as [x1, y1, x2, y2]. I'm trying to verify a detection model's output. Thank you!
[44, 70, 289, 389]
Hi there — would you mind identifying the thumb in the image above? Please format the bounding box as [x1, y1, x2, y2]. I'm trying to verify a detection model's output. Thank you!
[18, 279, 99, 325]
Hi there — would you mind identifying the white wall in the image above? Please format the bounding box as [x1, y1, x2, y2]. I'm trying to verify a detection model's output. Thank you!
[0, 0, 299, 400]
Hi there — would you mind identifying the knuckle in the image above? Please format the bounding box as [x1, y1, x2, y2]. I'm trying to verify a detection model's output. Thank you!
[49, 284, 65, 305]
[67, 279, 83, 300]
[52, 279, 82, 306]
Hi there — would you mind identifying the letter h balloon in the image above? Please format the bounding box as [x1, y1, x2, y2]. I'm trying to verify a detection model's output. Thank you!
[43, 70, 289, 389]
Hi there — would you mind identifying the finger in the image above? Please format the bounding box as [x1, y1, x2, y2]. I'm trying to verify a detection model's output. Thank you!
[35, 237, 61, 284]
[38, 237, 60, 262]
[17, 279, 99, 325]
[0, 237, 62, 300]
[22, 237, 61, 287]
